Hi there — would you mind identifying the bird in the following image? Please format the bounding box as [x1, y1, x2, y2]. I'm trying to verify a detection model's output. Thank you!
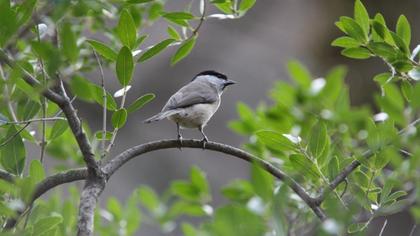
[143, 70, 236, 147]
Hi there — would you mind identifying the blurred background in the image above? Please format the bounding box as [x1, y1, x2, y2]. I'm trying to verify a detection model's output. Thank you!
[57, 0, 419, 235]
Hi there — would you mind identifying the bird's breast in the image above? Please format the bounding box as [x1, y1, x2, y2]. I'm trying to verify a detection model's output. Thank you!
[169, 101, 220, 128]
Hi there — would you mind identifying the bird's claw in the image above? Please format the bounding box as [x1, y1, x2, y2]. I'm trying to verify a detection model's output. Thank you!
[201, 137, 208, 149]
[177, 135, 183, 151]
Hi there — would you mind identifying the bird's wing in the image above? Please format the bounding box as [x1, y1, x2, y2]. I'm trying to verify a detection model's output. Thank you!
[162, 80, 218, 111]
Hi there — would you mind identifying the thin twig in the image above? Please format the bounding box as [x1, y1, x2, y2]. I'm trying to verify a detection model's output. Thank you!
[3, 117, 66, 125]
[378, 219, 388, 236]
[92, 50, 107, 158]
[409, 225, 417, 236]
[0, 123, 30, 148]
[104, 86, 128, 156]
[35, 23, 48, 163]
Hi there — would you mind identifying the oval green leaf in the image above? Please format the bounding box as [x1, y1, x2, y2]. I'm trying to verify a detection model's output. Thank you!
[0, 125, 26, 175]
[127, 93, 155, 113]
[112, 108, 128, 129]
[138, 39, 175, 62]
[116, 9, 137, 48]
[255, 130, 296, 152]
[60, 22, 79, 62]
[116, 46, 134, 86]
[86, 39, 117, 61]
[171, 37, 196, 65]
[49, 119, 69, 140]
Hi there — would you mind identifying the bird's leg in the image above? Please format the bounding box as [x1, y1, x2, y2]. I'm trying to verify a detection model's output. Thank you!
[198, 126, 208, 149]
[177, 123, 183, 150]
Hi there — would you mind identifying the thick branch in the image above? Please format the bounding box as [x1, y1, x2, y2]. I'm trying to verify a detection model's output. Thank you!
[102, 139, 326, 220]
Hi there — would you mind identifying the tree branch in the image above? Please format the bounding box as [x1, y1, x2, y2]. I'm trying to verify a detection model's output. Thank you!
[0, 50, 65, 104]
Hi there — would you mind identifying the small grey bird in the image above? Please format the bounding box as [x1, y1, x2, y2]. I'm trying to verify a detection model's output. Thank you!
[144, 70, 236, 144]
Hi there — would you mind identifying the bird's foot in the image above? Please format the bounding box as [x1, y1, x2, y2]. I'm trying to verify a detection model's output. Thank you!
[177, 135, 183, 151]
[201, 137, 208, 149]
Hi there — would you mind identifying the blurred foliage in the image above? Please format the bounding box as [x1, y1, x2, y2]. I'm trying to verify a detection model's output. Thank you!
[0, 0, 419, 235]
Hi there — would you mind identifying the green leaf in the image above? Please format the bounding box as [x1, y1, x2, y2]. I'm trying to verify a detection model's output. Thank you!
[29, 159, 45, 183]
[163, 12, 195, 20]
[127, 0, 154, 4]
[255, 130, 296, 152]
[60, 22, 79, 62]
[339, 16, 367, 42]
[32, 215, 63, 236]
[171, 37, 196, 65]
[92, 85, 118, 111]
[116, 9, 137, 48]
[190, 166, 209, 196]
[138, 39, 175, 62]
[308, 122, 329, 163]
[167, 26, 181, 41]
[331, 36, 361, 48]
[380, 180, 394, 204]
[352, 170, 369, 188]
[251, 162, 274, 201]
[327, 156, 339, 181]
[0, 125, 26, 175]
[107, 197, 123, 221]
[348, 222, 368, 233]
[138, 186, 160, 212]
[49, 120, 69, 140]
[182, 223, 198, 236]
[289, 154, 320, 180]
[390, 31, 410, 55]
[171, 181, 199, 201]
[111, 108, 128, 129]
[135, 35, 148, 48]
[286, 60, 311, 88]
[354, 0, 369, 36]
[396, 15, 411, 46]
[401, 80, 413, 102]
[221, 180, 254, 203]
[207, 205, 265, 236]
[372, 20, 388, 39]
[341, 47, 372, 59]
[239, 0, 256, 12]
[411, 83, 420, 108]
[0, 1, 18, 47]
[116, 46, 134, 86]
[127, 93, 155, 113]
[373, 72, 393, 86]
[86, 39, 117, 61]
[16, 0, 37, 26]
[95, 131, 113, 140]
[17, 99, 40, 120]
[385, 190, 407, 204]
[368, 42, 397, 59]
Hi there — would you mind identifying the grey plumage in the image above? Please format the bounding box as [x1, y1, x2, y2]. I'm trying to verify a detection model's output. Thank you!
[143, 79, 218, 123]
[144, 70, 235, 143]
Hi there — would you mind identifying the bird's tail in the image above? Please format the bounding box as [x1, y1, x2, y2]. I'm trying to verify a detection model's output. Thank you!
[143, 110, 180, 123]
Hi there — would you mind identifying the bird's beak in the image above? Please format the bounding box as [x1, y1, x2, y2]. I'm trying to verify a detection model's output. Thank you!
[224, 79, 237, 86]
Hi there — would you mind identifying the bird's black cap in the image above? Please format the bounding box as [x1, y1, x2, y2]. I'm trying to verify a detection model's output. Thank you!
[193, 70, 228, 81]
